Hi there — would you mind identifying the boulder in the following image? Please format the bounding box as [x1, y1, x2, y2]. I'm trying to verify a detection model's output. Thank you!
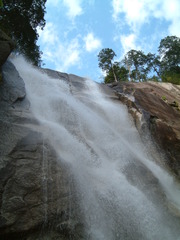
[109, 81, 180, 177]
[0, 30, 15, 68]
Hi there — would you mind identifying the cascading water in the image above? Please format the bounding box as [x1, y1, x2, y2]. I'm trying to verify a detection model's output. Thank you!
[12, 56, 180, 240]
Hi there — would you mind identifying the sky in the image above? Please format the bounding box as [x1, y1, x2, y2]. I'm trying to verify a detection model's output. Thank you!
[38, 0, 180, 82]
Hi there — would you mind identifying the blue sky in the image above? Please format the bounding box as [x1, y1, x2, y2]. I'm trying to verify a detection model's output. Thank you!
[38, 0, 180, 82]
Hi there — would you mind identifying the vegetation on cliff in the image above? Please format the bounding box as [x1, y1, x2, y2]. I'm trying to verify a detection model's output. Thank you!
[0, 0, 47, 66]
[98, 36, 180, 84]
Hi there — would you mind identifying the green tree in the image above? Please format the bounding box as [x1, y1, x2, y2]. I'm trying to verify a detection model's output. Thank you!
[0, 0, 47, 66]
[158, 36, 180, 84]
[0, 0, 3, 8]
[98, 48, 118, 82]
[161, 71, 180, 84]
[158, 36, 180, 72]
[104, 62, 128, 83]
[98, 36, 180, 84]
[123, 50, 149, 81]
[145, 53, 161, 78]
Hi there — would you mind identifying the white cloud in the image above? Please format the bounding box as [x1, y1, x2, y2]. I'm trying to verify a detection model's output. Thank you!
[37, 22, 59, 45]
[39, 22, 81, 72]
[112, 0, 180, 36]
[46, 0, 83, 19]
[112, 0, 149, 30]
[84, 33, 102, 52]
[63, 0, 83, 19]
[163, 0, 180, 36]
[169, 20, 180, 36]
[46, 0, 59, 7]
[120, 34, 139, 55]
[55, 38, 81, 71]
[112, 0, 180, 55]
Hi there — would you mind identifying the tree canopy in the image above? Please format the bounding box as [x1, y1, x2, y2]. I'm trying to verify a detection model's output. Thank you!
[123, 50, 148, 82]
[0, 0, 3, 8]
[98, 36, 180, 84]
[159, 36, 180, 71]
[0, 0, 47, 66]
[104, 63, 128, 83]
[98, 48, 118, 82]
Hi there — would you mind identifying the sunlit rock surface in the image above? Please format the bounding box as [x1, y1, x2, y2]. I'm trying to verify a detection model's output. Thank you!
[109, 81, 180, 177]
[1, 59, 180, 239]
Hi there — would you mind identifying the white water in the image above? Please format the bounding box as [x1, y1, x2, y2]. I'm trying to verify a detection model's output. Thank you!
[12, 57, 180, 240]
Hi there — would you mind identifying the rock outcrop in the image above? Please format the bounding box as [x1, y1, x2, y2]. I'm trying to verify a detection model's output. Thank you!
[1, 58, 180, 239]
[0, 61, 84, 240]
[109, 81, 180, 177]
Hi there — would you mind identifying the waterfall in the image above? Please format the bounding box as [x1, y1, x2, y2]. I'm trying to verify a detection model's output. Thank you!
[12, 56, 180, 240]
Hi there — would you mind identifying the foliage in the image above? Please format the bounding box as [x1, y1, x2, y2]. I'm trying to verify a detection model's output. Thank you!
[123, 50, 149, 81]
[98, 35, 180, 84]
[104, 63, 128, 83]
[0, 0, 47, 66]
[161, 70, 180, 85]
[148, 75, 159, 82]
[158, 36, 180, 72]
[169, 101, 180, 111]
[161, 96, 167, 101]
[98, 48, 116, 72]
[0, 0, 3, 8]
[98, 48, 118, 82]
[145, 53, 161, 78]
[159, 36, 180, 84]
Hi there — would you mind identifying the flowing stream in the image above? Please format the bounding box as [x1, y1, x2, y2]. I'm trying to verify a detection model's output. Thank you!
[12, 57, 180, 240]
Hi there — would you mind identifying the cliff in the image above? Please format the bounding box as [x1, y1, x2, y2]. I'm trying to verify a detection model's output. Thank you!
[109, 81, 180, 177]
[0, 61, 84, 239]
[0, 58, 180, 239]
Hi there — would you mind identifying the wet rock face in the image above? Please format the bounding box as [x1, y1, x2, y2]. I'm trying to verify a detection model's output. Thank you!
[109, 81, 180, 177]
[0, 132, 80, 239]
[0, 60, 26, 104]
[1, 59, 180, 238]
[0, 62, 82, 239]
